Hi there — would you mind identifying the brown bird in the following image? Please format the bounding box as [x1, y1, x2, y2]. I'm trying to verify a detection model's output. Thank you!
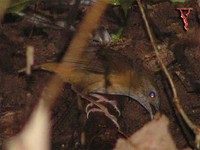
[20, 47, 160, 128]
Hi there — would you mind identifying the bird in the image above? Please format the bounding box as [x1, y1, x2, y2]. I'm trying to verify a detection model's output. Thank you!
[19, 46, 160, 128]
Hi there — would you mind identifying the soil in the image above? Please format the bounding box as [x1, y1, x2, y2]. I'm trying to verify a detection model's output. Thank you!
[0, 0, 200, 150]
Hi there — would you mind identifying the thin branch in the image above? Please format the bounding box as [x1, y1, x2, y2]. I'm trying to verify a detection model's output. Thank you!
[136, 0, 200, 148]
[0, 0, 10, 22]
[62, 0, 109, 61]
[39, 0, 109, 109]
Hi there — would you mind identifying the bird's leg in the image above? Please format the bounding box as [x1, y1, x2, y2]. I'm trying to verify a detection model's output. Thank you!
[85, 94, 121, 129]
[86, 94, 121, 116]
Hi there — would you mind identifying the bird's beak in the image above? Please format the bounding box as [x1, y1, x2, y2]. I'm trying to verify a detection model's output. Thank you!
[150, 100, 160, 118]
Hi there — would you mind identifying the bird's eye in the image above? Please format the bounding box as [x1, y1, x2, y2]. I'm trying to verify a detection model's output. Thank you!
[149, 91, 156, 98]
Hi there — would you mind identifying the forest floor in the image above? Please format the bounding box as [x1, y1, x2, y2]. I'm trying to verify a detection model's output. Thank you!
[0, 0, 200, 149]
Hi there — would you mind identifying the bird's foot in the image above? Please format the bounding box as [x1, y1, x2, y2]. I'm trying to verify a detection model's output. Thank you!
[86, 94, 121, 116]
[85, 94, 120, 129]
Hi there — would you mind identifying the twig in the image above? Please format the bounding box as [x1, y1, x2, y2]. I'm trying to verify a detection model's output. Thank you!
[0, 0, 10, 21]
[62, 0, 109, 61]
[136, 0, 200, 148]
[26, 46, 34, 75]
[39, 0, 109, 111]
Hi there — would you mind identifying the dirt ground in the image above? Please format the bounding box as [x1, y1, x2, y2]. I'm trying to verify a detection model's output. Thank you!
[0, 0, 200, 149]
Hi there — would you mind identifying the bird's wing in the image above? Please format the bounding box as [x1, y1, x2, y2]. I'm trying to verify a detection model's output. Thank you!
[62, 47, 136, 74]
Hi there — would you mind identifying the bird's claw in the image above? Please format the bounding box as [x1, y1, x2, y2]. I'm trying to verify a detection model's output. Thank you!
[85, 94, 121, 129]
[86, 94, 121, 116]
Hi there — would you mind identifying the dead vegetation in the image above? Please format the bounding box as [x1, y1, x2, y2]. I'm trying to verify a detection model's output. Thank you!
[0, 0, 200, 149]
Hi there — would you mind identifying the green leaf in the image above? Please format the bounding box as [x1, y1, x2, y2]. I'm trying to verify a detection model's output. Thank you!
[119, 0, 134, 16]
[169, 0, 187, 3]
[110, 0, 134, 16]
[110, 0, 120, 5]
[111, 28, 124, 42]
[6, 0, 32, 13]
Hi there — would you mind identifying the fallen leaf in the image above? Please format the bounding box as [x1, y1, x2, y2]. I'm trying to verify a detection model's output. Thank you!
[114, 115, 177, 150]
[7, 100, 50, 150]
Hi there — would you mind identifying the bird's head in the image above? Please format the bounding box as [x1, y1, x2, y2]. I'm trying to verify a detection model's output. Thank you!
[141, 78, 160, 113]
[129, 76, 160, 119]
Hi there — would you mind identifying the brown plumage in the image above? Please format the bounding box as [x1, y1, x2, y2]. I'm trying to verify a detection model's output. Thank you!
[22, 47, 160, 118]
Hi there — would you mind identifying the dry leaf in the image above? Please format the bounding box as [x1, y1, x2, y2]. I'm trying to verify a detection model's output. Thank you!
[7, 100, 50, 150]
[114, 115, 177, 150]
